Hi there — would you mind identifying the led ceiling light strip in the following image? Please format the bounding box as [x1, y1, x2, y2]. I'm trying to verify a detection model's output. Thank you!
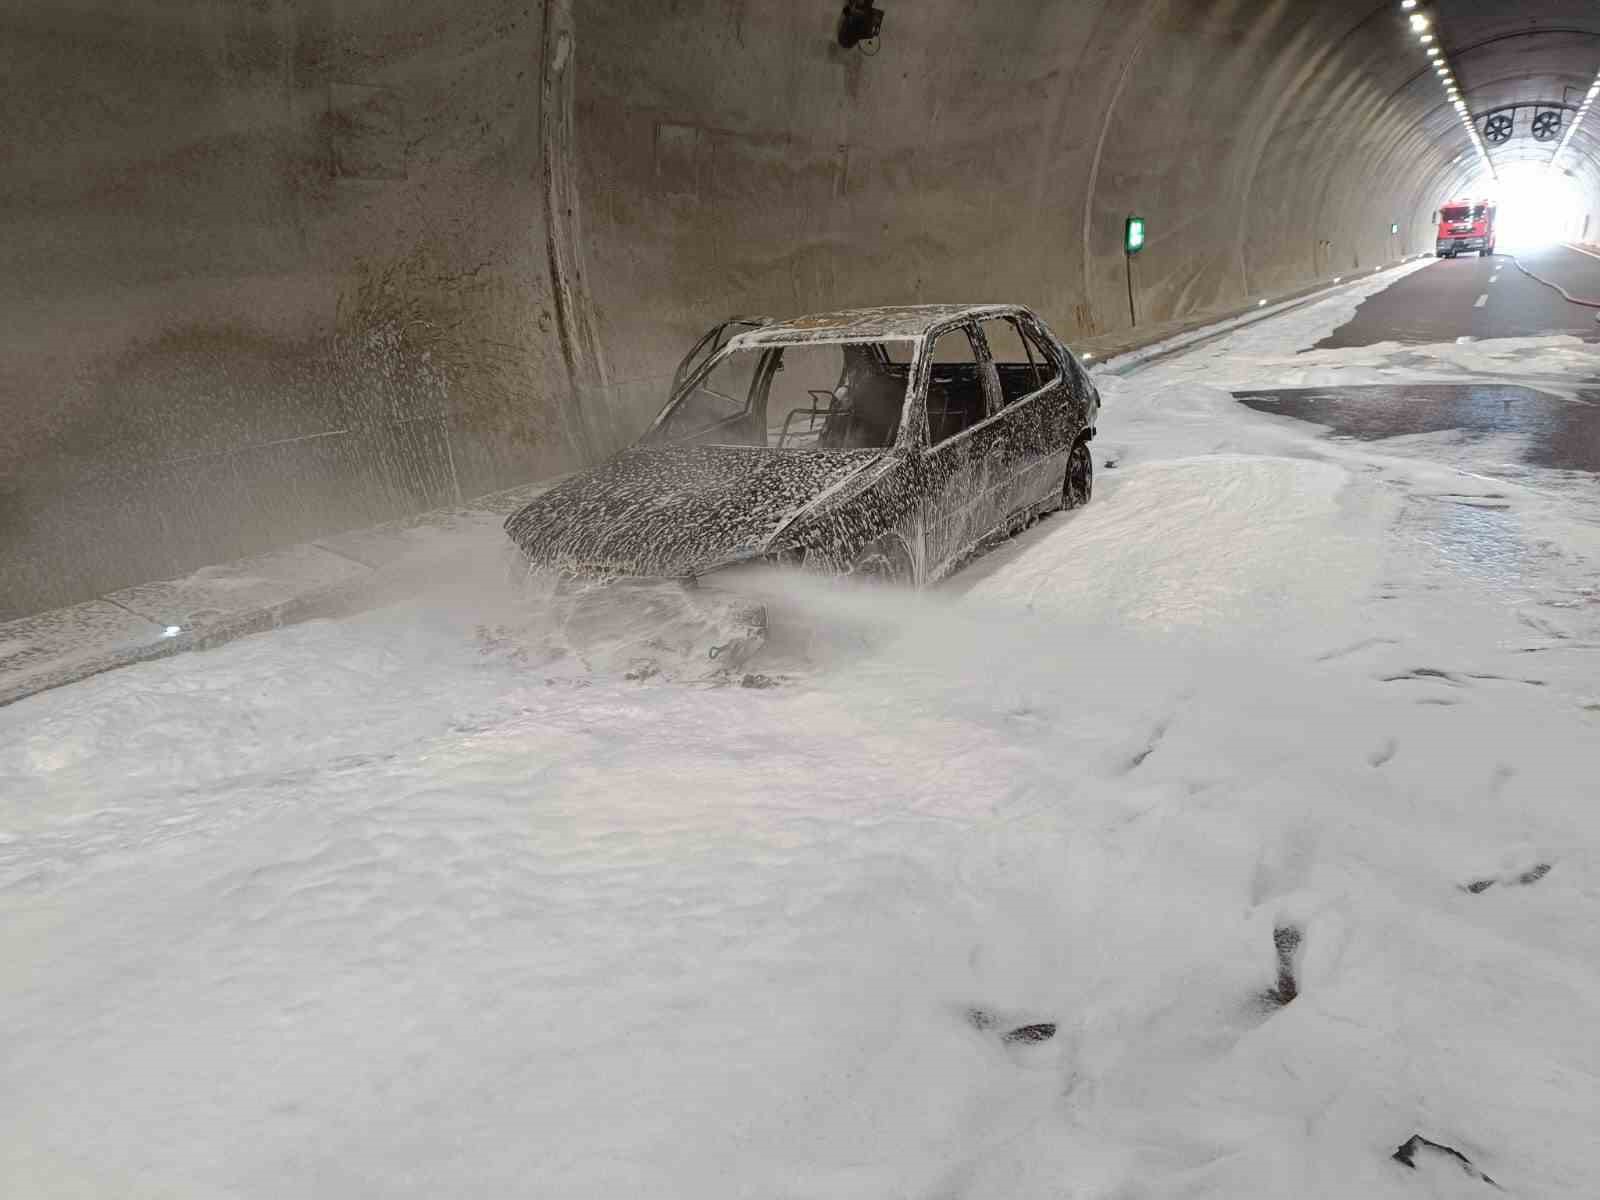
[1551, 69, 1600, 167]
[1403, 3, 1494, 180]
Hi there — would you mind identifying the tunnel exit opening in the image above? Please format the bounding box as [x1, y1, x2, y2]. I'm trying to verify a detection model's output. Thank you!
[1466, 163, 1585, 249]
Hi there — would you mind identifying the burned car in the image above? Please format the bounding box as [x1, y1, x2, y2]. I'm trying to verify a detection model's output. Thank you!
[505, 304, 1100, 592]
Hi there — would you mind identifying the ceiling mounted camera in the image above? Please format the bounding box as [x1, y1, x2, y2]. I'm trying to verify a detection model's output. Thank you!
[837, 1, 884, 51]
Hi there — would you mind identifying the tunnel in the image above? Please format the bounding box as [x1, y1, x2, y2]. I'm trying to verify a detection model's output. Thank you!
[11, 4, 1600, 1196]
[5, 0, 1600, 620]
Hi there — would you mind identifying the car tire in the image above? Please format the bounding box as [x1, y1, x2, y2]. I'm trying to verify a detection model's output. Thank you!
[1063, 438, 1094, 510]
[849, 536, 914, 584]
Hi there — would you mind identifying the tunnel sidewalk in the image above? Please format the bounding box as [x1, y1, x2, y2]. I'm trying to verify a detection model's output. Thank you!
[0, 479, 561, 708]
[1076, 255, 1429, 369]
[0, 254, 1426, 708]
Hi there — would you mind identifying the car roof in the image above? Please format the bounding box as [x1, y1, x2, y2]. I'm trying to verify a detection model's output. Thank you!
[730, 303, 1027, 347]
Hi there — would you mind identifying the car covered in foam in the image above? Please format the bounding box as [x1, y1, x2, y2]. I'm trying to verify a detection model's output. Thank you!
[505, 304, 1100, 589]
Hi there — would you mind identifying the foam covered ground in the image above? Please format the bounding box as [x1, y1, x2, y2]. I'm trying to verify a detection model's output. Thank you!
[5, 267, 1600, 1197]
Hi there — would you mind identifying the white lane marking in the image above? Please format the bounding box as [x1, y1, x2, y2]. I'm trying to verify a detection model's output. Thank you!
[1474, 293, 1489, 308]
[1563, 241, 1600, 263]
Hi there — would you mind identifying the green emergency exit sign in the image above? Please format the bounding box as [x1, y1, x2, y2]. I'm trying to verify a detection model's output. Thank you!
[1390, 222, 1400, 234]
[1125, 216, 1146, 255]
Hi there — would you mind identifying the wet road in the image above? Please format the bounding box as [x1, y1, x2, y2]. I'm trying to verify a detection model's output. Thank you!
[1234, 382, 1600, 475]
[1317, 243, 1600, 349]
[1228, 244, 1600, 478]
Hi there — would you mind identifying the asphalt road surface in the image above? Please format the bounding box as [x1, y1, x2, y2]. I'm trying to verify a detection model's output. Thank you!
[1234, 243, 1600, 477]
[1234, 382, 1600, 475]
[1317, 243, 1600, 349]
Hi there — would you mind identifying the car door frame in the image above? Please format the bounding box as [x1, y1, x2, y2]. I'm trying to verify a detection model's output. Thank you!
[669, 316, 772, 396]
[1027, 310, 1099, 495]
[909, 318, 1019, 582]
[985, 309, 1077, 523]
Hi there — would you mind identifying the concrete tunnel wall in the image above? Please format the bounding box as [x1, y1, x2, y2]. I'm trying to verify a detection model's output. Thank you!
[2, 0, 1585, 621]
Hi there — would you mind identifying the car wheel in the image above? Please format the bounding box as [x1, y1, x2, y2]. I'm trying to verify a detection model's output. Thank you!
[849, 537, 913, 584]
[1063, 438, 1094, 510]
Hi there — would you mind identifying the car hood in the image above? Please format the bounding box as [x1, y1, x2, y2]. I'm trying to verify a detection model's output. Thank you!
[504, 444, 887, 577]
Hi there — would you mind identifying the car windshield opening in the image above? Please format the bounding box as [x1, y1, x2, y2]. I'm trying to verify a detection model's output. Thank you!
[1441, 206, 1471, 222]
[650, 340, 913, 451]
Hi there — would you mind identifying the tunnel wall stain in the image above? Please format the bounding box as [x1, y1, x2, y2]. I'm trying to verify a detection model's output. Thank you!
[3, 0, 1597, 619]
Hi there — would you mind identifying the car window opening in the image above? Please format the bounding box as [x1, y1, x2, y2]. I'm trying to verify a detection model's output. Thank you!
[979, 316, 1058, 407]
[652, 340, 913, 451]
[670, 317, 768, 394]
[926, 326, 991, 443]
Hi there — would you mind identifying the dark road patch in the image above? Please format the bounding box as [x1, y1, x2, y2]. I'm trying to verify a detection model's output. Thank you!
[1233, 382, 1600, 476]
[1462, 862, 1553, 894]
[1392, 1134, 1500, 1187]
[1315, 636, 1398, 662]
[1257, 924, 1303, 1010]
[1123, 717, 1170, 773]
[1381, 667, 1465, 685]
[967, 1008, 1058, 1046]
[1001, 1022, 1057, 1045]
[1465, 672, 1545, 686]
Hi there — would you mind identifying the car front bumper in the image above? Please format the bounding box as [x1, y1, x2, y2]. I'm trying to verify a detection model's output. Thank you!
[1437, 237, 1486, 253]
[519, 569, 769, 673]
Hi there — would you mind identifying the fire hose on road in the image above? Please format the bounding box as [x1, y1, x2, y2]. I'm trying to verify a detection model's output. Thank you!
[1504, 248, 1600, 314]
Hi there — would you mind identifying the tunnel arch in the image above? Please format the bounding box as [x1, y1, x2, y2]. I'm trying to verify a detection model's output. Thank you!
[1412, 5, 1600, 212]
[5, 0, 1600, 620]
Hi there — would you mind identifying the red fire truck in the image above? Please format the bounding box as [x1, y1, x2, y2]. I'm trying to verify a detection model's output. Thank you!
[1435, 198, 1497, 258]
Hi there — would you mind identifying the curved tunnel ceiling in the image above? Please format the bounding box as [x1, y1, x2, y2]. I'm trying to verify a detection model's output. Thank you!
[566, 0, 1600, 359]
[1405, 2, 1600, 204]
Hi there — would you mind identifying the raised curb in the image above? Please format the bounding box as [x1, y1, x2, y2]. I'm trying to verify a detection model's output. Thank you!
[0, 479, 559, 709]
[1076, 252, 1431, 370]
